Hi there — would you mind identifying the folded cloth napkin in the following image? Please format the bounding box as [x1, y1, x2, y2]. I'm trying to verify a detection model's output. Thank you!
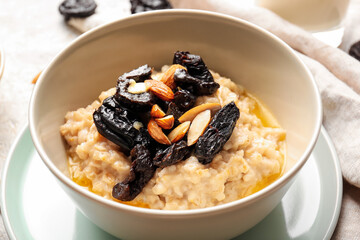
[340, 0, 360, 53]
[67, 0, 360, 188]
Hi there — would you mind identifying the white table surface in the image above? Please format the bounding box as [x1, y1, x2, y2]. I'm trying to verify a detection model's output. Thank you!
[0, 0, 360, 239]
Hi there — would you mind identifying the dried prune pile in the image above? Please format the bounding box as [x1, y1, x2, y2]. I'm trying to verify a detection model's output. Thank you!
[92, 51, 240, 201]
[59, 0, 97, 20]
[130, 0, 172, 14]
[195, 102, 240, 164]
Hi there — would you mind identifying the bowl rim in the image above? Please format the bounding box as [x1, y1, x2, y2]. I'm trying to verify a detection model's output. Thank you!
[29, 9, 322, 216]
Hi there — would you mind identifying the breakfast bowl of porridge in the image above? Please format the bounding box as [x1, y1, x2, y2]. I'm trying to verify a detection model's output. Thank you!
[29, 10, 322, 239]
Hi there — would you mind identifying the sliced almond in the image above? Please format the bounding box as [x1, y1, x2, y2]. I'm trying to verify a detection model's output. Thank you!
[160, 64, 187, 89]
[145, 80, 174, 101]
[155, 115, 174, 129]
[127, 80, 149, 94]
[168, 121, 191, 143]
[32, 71, 42, 84]
[147, 119, 171, 145]
[150, 104, 166, 118]
[178, 103, 221, 123]
[133, 121, 144, 130]
[187, 110, 211, 146]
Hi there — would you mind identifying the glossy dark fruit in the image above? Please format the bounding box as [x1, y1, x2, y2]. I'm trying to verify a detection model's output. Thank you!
[98, 104, 138, 147]
[349, 41, 360, 61]
[115, 65, 156, 110]
[167, 102, 184, 120]
[112, 145, 156, 201]
[174, 68, 219, 96]
[153, 140, 192, 168]
[173, 51, 215, 83]
[134, 127, 152, 148]
[173, 89, 196, 111]
[93, 96, 148, 151]
[121, 64, 152, 82]
[59, 0, 97, 20]
[93, 110, 130, 152]
[195, 102, 240, 164]
[130, 0, 172, 14]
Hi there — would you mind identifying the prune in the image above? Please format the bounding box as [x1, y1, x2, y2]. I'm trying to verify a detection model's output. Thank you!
[115, 65, 156, 110]
[112, 144, 156, 201]
[167, 102, 184, 120]
[130, 0, 172, 14]
[59, 0, 97, 20]
[173, 51, 214, 82]
[134, 127, 152, 148]
[102, 95, 119, 109]
[194, 102, 240, 164]
[94, 96, 148, 151]
[93, 109, 131, 152]
[173, 89, 196, 111]
[98, 105, 138, 147]
[174, 68, 219, 96]
[349, 41, 360, 61]
[153, 140, 191, 168]
[121, 64, 152, 82]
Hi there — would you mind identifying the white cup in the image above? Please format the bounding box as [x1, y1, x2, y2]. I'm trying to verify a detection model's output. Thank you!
[257, 0, 350, 32]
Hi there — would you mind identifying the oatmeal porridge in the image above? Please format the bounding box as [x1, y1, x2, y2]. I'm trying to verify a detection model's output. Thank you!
[60, 51, 286, 210]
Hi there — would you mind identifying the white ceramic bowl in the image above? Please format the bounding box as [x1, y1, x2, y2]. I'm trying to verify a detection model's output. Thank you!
[29, 10, 322, 239]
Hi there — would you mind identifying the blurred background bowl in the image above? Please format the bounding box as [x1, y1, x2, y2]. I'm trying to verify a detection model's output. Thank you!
[29, 10, 322, 239]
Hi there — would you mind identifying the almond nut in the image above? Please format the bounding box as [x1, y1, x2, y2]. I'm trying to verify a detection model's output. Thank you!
[178, 103, 221, 123]
[32, 71, 42, 84]
[145, 80, 174, 101]
[150, 104, 166, 118]
[127, 80, 149, 94]
[187, 110, 211, 146]
[155, 115, 174, 129]
[147, 119, 171, 145]
[168, 121, 190, 143]
[160, 64, 187, 89]
[133, 121, 144, 130]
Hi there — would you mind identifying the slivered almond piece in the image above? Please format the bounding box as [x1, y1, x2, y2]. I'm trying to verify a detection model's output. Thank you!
[168, 121, 190, 143]
[160, 64, 187, 89]
[187, 110, 211, 146]
[127, 80, 149, 94]
[148, 119, 171, 145]
[178, 103, 221, 123]
[32, 71, 42, 84]
[155, 115, 174, 129]
[145, 80, 174, 101]
[151, 104, 166, 118]
[133, 121, 144, 130]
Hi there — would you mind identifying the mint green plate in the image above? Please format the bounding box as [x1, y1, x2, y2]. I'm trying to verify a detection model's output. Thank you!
[1, 126, 342, 240]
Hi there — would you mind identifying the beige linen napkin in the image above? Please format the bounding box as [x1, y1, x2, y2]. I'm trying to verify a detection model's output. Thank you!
[67, 0, 360, 188]
[340, 0, 360, 53]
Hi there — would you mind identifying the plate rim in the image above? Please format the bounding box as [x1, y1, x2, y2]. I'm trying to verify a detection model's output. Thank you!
[1, 125, 28, 240]
[319, 128, 343, 239]
[0, 125, 343, 240]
